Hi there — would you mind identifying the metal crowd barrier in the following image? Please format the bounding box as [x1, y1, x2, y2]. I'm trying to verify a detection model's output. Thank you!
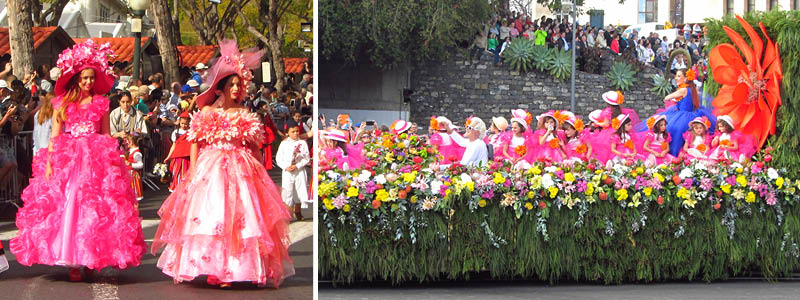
[0, 131, 33, 208]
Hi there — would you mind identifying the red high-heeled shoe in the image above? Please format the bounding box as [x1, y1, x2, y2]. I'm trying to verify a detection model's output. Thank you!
[68, 268, 82, 282]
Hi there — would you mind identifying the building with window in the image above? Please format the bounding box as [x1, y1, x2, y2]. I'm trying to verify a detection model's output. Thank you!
[0, 0, 153, 38]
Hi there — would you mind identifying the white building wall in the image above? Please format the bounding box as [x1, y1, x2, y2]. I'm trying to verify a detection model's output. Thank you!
[684, 0, 724, 24]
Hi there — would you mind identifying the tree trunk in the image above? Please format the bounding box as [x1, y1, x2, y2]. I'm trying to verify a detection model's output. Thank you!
[32, 0, 71, 27]
[171, 0, 182, 45]
[267, 20, 285, 92]
[7, 0, 35, 79]
[151, 0, 181, 85]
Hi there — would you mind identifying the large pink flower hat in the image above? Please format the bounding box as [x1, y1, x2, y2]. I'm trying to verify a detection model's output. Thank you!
[196, 39, 265, 107]
[54, 39, 115, 96]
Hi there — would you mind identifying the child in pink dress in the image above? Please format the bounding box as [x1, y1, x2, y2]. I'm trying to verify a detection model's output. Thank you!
[709, 115, 756, 162]
[533, 111, 567, 163]
[681, 116, 713, 162]
[600, 90, 641, 128]
[609, 114, 645, 163]
[429, 116, 465, 164]
[484, 116, 509, 160]
[642, 115, 675, 166]
[500, 109, 536, 168]
[10, 40, 146, 282]
[562, 113, 592, 162]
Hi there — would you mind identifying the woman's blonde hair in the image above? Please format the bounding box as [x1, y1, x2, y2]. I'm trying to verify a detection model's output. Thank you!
[55, 75, 82, 123]
[37, 92, 56, 125]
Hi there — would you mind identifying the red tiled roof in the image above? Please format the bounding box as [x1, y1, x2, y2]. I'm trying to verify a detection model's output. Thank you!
[176, 45, 218, 68]
[0, 27, 60, 56]
[284, 57, 308, 74]
[73, 37, 151, 63]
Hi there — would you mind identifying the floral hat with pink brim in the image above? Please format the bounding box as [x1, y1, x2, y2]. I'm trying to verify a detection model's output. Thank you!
[54, 39, 115, 96]
[195, 39, 265, 107]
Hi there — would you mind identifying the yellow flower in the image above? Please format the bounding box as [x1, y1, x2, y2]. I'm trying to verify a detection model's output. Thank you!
[343, 204, 351, 212]
[445, 189, 452, 197]
[525, 202, 534, 210]
[585, 182, 594, 196]
[527, 191, 535, 199]
[736, 167, 744, 174]
[323, 198, 332, 209]
[388, 188, 399, 201]
[493, 172, 506, 184]
[410, 195, 418, 203]
[732, 189, 745, 200]
[466, 181, 475, 192]
[385, 153, 395, 163]
[721, 184, 731, 194]
[653, 173, 665, 183]
[682, 197, 697, 208]
[776, 177, 785, 189]
[746, 191, 756, 203]
[530, 176, 542, 189]
[532, 166, 542, 175]
[375, 189, 389, 202]
[616, 188, 628, 201]
[395, 142, 405, 149]
[635, 167, 645, 175]
[736, 175, 747, 187]
[346, 186, 359, 198]
[676, 187, 689, 199]
[548, 186, 559, 198]
[564, 172, 575, 182]
[478, 199, 487, 207]
[391, 203, 399, 210]
[402, 171, 417, 183]
[595, 169, 603, 175]
[643, 187, 652, 197]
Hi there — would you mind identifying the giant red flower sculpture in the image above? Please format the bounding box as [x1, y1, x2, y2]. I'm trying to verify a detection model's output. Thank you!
[709, 15, 782, 149]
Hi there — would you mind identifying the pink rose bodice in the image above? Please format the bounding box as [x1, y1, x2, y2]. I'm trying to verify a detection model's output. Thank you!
[187, 109, 265, 150]
[52, 95, 109, 136]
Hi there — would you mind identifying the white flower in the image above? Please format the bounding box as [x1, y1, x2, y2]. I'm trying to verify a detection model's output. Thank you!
[693, 161, 707, 171]
[385, 173, 398, 182]
[325, 170, 340, 180]
[544, 166, 558, 173]
[730, 162, 743, 170]
[430, 180, 443, 194]
[357, 170, 371, 183]
[459, 173, 473, 183]
[767, 168, 779, 180]
[679, 168, 693, 180]
[541, 174, 555, 189]
[374, 174, 387, 185]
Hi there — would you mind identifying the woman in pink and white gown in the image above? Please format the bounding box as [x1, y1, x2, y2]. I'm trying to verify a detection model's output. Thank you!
[151, 40, 293, 288]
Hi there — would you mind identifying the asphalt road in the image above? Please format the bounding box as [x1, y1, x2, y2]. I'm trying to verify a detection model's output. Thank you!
[319, 280, 800, 300]
[0, 168, 312, 300]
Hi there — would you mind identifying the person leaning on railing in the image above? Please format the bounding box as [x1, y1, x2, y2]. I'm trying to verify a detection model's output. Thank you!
[0, 80, 20, 187]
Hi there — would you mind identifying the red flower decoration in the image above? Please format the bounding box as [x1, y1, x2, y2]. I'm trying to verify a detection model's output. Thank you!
[710, 15, 782, 149]
[515, 145, 528, 156]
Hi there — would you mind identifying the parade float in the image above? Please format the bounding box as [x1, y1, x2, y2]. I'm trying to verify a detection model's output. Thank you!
[319, 12, 800, 284]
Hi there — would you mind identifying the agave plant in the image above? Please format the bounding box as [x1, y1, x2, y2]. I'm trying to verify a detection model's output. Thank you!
[532, 45, 554, 73]
[549, 49, 572, 81]
[605, 61, 637, 91]
[504, 38, 536, 73]
[649, 72, 673, 97]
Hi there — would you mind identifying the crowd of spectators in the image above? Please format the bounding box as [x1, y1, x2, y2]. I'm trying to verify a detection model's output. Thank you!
[471, 10, 709, 79]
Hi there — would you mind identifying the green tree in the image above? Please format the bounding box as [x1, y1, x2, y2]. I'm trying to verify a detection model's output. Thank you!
[320, 0, 491, 69]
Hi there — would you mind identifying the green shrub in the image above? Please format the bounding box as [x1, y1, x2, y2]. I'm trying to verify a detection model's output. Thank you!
[605, 61, 637, 91]
[549, 49, 572, 81]
[504, 38, 537, 73]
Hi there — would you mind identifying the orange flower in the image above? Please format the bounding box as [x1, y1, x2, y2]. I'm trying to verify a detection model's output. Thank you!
[646, 117, 656, 130]
[611, 118, 621, 131]
[624, 139, 634, 150]
[553, 111, 569, 124]
[524, 112, 533, 125]
[678, 83, 689, 89]
[429, 117, 440, 131]
[574, 119, 585, 132]
[721, 139, 732, 147]
[548, 138, 560, 149]
[464, 118, 472, 128]
[696, 144, 708, 153]
[615, 91, 625, 104]
[382, 138, 395, 148]
[685, 69, 697, 81]
[576, 143, 588, 154]
[660, 143, 668, 151]
[515, 145, 527, 156]
[710, 15, 782, 149]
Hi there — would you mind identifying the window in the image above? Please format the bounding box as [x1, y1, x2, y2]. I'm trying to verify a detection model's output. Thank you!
[99, 4, 110, 22]
[669, 0, 684, 25]
[746, 0, 755, 12]
[724, 0, 735, 15]
[638, 0, 657, 23]
[768, 0, 778, 10]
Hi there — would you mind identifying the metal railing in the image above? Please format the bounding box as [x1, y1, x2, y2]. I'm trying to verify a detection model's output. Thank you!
[0, 131, 33, 208]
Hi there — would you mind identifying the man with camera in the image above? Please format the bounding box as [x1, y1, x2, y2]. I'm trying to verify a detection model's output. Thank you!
[0, 80, 20, 187]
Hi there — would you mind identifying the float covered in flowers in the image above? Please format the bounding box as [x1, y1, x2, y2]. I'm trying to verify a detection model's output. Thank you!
[319, 131, 800, 284]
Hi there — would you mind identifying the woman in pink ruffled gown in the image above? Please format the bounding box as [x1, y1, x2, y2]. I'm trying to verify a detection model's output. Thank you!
[151, 40, 294, 288]
[10, 40, 146, 281]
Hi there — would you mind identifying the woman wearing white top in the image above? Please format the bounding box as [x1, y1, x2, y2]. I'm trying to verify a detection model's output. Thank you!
[32, 94, 54, 154]
[441, 117, 488, 167]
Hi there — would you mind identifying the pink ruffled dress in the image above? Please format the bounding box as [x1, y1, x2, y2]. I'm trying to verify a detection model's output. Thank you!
[430, 132, 465, 164]
[709, 131, 756, 162]
[10, 96, 146, 269]
[644, 132, 675, 165]
[320, 147, 358, 171]
[610, 132, 645, 163]
[563, 134, 592, 162]
[532, 129, 565, 163]
[498, 131, 536, 164]
[582, 127, 612, 162]
[484, 131, 508, 160]
[681, 131, 712, 162]
[151, 109, 294, 286]
[601, 106, 642, 128]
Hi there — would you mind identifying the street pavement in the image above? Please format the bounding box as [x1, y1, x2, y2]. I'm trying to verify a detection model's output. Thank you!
[320, 280, 800, 299]
[0, 168, 312, 300]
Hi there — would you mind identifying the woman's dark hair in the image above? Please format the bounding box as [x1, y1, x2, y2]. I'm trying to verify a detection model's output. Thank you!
[335, 140, 348, 156]
[615, 118, 631, 137]
[611, 104, 622, 119]
[216, 74, 236, 92]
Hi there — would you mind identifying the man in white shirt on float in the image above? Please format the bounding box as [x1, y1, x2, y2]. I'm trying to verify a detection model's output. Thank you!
[441, 116, 488, 167]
